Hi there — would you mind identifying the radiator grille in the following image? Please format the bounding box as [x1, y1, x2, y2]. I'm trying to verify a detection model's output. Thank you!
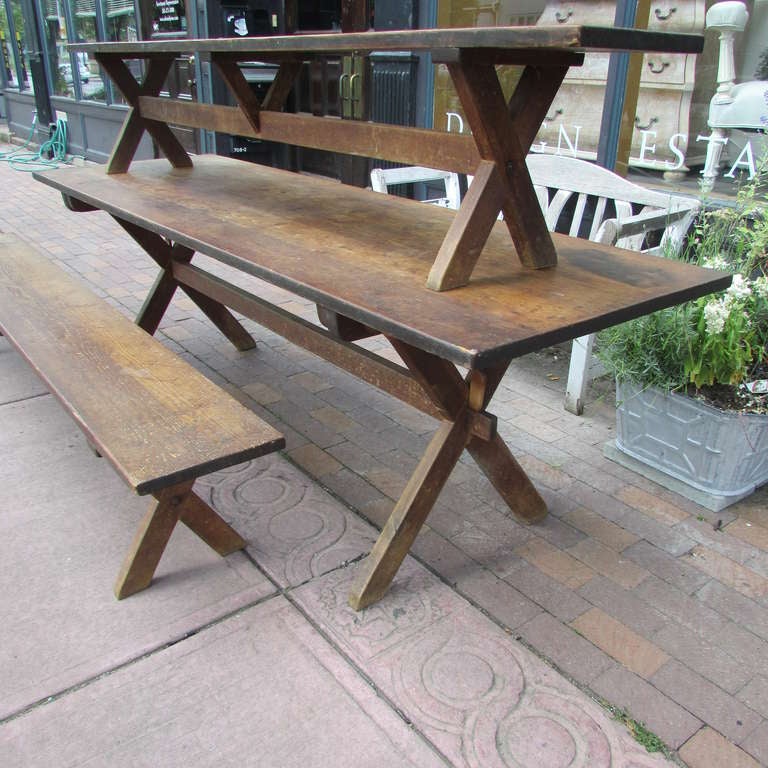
[370, 55, 418, 192]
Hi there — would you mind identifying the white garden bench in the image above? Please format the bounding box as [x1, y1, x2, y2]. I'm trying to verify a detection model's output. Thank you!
[372, 154, 701, 414]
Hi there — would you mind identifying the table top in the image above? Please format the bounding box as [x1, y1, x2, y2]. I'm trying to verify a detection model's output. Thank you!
[71, 25, 704, 58]
[35, 156, 728, 368]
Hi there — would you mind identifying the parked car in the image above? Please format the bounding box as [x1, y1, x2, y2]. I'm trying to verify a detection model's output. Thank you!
[60, 53, 90, 85]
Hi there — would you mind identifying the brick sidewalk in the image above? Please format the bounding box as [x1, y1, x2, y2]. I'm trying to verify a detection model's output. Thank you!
[1, 148, 767, 767]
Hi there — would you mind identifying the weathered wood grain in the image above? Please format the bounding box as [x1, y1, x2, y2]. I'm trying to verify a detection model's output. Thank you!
[35, 157, 731, 369]
[70, 25, 704, 57]
[137, 98, 482, 174]
[0, 234, 284, 495]
[98, 56, 192, 174]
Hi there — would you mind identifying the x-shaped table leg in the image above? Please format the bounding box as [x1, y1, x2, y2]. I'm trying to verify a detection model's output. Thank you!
[117, 218, 256, 350]
[427, 52, 582, 291]
[96, 54, 194, 174]
[349, 340, 546, 610]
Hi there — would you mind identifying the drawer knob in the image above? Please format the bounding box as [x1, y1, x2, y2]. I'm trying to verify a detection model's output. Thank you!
[634, 116, 659, 131]
[647, 58, 671, 74]
[654, 6, 677, 21]
[555, 8, 573, 22]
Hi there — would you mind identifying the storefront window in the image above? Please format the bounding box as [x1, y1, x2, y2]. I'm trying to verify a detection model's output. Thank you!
[433, 1, 545, 136]
[0, 1, 20, 87]
[41, 0, 74, 97]
[8, 0, 32, 90]
[72, 0, 105, 100]
[105, 0, 138, 104]
[105, 0, 136, 41]
[434, 0, 768, 180]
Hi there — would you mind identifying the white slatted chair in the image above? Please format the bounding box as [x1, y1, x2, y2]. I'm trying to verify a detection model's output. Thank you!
[370, 166, 462, 209]
[371, 156, 700, 414]
[527, 154, 700, 414]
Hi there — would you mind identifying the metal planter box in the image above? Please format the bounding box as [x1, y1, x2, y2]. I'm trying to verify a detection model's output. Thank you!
[614, 380, 768, 507]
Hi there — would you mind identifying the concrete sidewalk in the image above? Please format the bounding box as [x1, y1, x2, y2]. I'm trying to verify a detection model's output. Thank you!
[1, 145, 767, 767]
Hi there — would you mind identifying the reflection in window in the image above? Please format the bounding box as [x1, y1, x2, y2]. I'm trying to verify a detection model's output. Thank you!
[73, 0, 104, 100]
[105, 0, 136, 41]
[41, 0, 74, 97]
[0, 2, 20, 88]
[8, 0, 32, 90]
[106, 0, 138, 104]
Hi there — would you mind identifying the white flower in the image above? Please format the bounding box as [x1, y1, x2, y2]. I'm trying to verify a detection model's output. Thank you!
[704, 298, 730, 335]
[702, 254, 730, 271]
[727, 273, 752, 300]
[754, 276, 768, 300]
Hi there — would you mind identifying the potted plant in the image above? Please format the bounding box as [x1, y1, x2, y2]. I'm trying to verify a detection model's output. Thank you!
[597, 160, 768, 510]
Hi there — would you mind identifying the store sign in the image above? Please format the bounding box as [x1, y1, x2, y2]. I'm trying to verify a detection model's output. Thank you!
[152, 0, 186, 35]
[445, 112, 767, 180]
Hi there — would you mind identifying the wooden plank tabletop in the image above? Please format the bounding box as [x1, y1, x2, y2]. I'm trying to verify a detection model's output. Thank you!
[35, 156, 728, 368]
[71, 26, 703, 57]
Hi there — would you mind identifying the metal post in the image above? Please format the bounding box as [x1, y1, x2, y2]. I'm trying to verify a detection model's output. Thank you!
[2, 0, 25, 90]
[595, 0, 637, 171]
[19, 0, 54, 137]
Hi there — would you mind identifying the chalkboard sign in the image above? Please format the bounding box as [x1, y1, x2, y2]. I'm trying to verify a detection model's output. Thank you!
[152, 0, 187, 36]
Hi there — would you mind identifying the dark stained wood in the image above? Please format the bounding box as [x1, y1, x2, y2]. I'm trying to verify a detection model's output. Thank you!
[171, 261, 442, 418]
[387, 339, 466, 418]
[468, 434, 547, 523]
[508, 64, 572, 152]
[426, 160, 506, 291]
[183, 283, 257, 351]
[448, 54, 557, 270]
[137, 97, 482, 174]
[70, 25, 704, 57]
[388, 337, 545, 524]
[136, 246, 194, 335]
[62, 193, 97, 212]
[212, 54, 262, 134]
[349, 414, 472, 610]
[262, 61, 303, 110]
[316, 306, 378, 342]
[34, 157, 731, 369]
[115, 217, 255, 349]
[97, 55, 192, 173]
[0, 234, 285, 496]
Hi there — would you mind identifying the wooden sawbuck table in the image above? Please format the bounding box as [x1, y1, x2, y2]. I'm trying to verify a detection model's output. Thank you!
[35, 26, 729, 610]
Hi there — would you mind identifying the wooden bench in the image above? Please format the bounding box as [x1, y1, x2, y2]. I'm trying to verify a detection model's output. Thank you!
[0, 234, 284, 599]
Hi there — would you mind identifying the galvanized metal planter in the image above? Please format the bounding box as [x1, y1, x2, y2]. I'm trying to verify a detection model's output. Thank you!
[614, 380, 768, 508]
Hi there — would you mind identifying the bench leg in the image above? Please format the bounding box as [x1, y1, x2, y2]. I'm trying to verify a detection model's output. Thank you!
[178, 490, 246, 556]
[347, 340, 547, 610]
[348, 415, 471, 611]
[114, 481, 246, 599]
[116, 218, 256, 350]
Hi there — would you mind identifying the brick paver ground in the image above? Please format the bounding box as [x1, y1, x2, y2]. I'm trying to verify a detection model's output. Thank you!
[2, 144, 767, 767]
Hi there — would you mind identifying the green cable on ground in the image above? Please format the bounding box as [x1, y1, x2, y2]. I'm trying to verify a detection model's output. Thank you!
[0, 118, 36, 160]
[1, 117, 70, 171]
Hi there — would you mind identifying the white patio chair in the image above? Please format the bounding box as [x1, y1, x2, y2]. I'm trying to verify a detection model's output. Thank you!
[372, 155, 700, 414]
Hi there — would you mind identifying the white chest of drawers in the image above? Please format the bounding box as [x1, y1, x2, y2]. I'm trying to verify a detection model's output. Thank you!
[534, 0, 717, 170]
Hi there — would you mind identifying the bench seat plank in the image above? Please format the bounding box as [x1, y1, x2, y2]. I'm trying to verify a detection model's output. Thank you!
[35, 156, 731, 369]
[0, 234, 284, 496]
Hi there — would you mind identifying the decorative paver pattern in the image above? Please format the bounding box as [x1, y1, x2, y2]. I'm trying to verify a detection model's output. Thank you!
[2, 144, 768, 766]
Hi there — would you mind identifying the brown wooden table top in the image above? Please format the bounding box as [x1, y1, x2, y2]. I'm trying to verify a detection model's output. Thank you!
[71, 25, 703, 58]
[35, 156, 728, 368]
